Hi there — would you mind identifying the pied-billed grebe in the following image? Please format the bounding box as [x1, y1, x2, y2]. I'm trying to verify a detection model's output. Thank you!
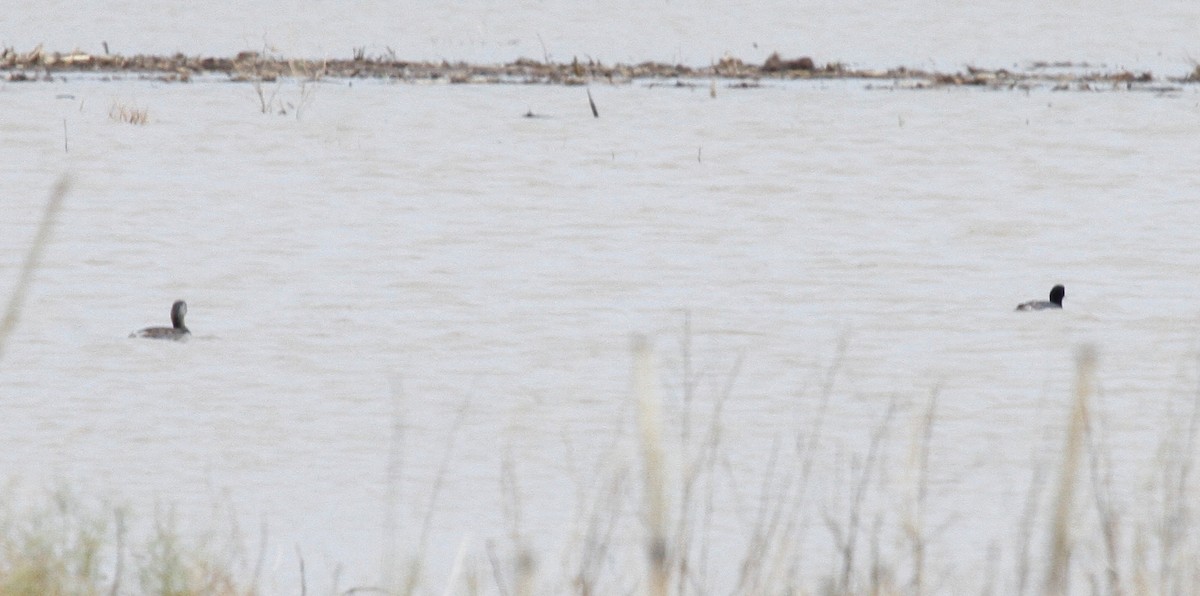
[130, 300, 190, 340]
[1016, 285, 1064, 311]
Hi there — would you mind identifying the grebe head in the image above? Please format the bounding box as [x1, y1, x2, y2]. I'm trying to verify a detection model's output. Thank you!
[170, 300, 188, 330]
[1049, 285, 1065, 306]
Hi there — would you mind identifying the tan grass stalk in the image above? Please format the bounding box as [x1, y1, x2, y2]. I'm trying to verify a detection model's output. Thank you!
[673, 316, 743, 592]
[1043, 345, 1097, 595]
[0, 176, 68, 365]
[295, 545, 306, 596]
[442, 536, 473, 596]
[573, 468, 627, 596]
[795, 337, 848, 509]
[381, 377, 407, 590]
[109, 507, 126, 596]
[1156, 366, 1200, 593]
[835, 394, 897, 593]
[1015, 449, 1050, 596]
[732, 436, 786, 594]
[500, 443, 534, 596]
[513, 549, 535, 596]
[1082, 382, 1120, 596]
[408, 392, 474, 594]
[486, 540, 509, 596]
[633, 335, 668, 596]
[906, 386, 940, 594]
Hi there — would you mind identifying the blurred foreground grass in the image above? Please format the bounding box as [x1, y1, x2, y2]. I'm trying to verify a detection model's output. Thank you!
[0, 490, 249, 596]
[0, 340, 1197, 596]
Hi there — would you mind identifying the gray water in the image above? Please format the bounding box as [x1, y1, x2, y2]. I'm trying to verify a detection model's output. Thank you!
[4, 3, 1200, 593]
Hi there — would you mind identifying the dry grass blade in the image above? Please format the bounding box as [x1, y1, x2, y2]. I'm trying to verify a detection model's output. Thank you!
[296, 545, 307, 596]
[0, 176, 69, 365]
[1082, 379, 1120, 596]
[403, 390, 474, 594]
[1015, 443, 1050, 596]
[381, 377, 407, 589]
[109, 507, 126, 596]
[836, 394, 897, 593]
[633, 335, 668, 596]
[1043, 345, 1097, 595]
[907, 386, 940, 594]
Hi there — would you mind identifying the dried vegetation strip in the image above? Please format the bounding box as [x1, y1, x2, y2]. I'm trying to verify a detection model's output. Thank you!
[4, 45, 1200, 89]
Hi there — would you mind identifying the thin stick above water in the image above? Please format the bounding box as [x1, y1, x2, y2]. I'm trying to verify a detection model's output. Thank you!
[586, 87, 599, 118]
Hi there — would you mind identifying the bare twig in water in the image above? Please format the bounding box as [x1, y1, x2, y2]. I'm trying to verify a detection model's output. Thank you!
[251, 76, 283, 115]
[290, 58, 324, 120]
[0, 176, 68, 365]
[586, 87, 599, 118]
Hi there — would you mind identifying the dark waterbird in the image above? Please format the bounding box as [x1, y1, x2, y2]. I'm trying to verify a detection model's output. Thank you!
[130, 300, 190, 340]
[1016, 285, 1065, 311]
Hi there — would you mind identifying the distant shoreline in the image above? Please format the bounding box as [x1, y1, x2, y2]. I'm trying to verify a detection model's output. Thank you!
[4, 46, 1199, 91]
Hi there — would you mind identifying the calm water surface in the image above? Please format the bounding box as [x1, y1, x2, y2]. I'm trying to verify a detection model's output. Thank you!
[3, 67, 1200, 591]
